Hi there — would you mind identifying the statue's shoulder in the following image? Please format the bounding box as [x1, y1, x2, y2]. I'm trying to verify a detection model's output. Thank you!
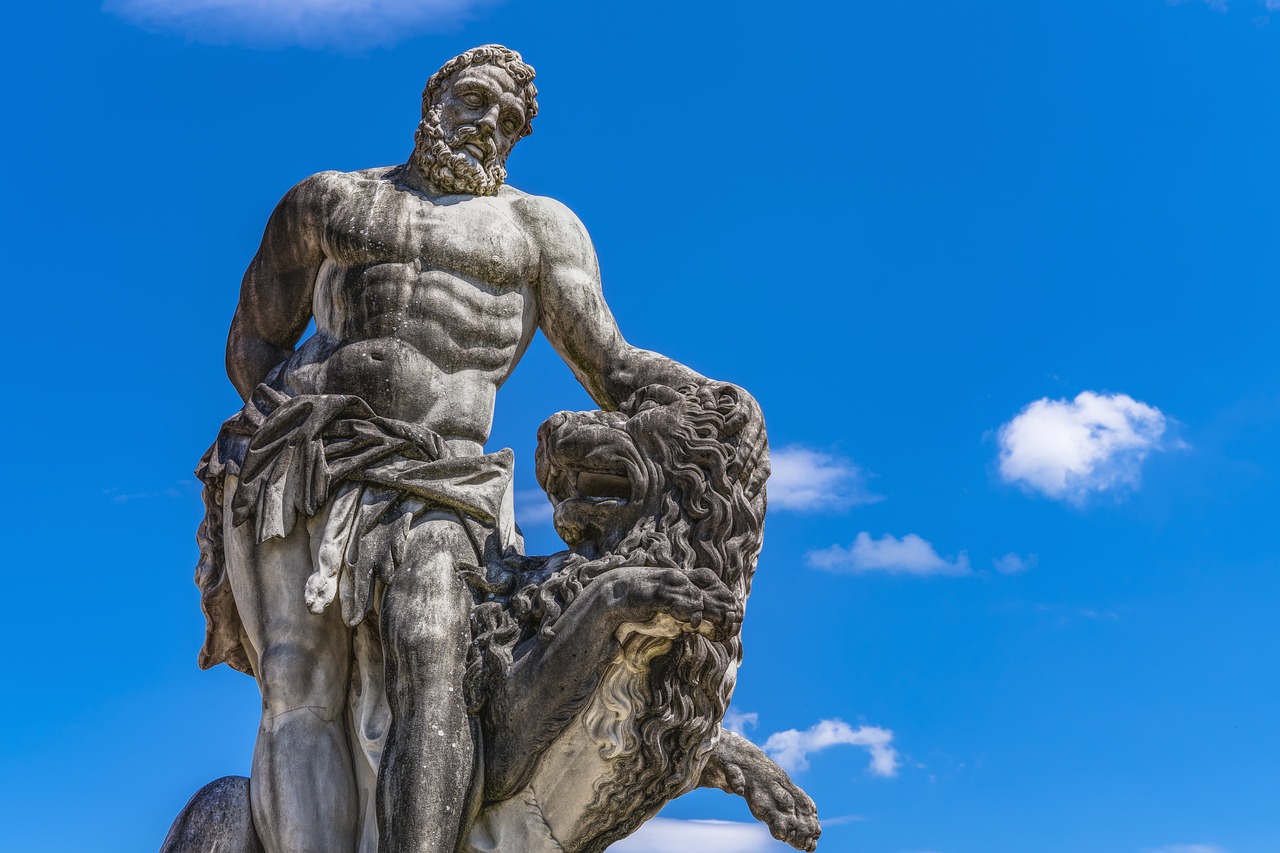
[273, 167, 400, 223]
[289, 166, 398, 199]
[502, 187, 590, 245]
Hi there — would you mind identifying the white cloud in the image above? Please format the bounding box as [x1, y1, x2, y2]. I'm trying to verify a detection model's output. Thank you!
[807, 532, 970, 576]
[514, 488, 555, 528]
[722, 708, 759, 736]
[1143, 846, 1226, 853]
[821, 814, 867, 826]
[609, 818, 783, 853]
[997, 391, 1167, 503]
[762, 719, 899, 777]
[768, 445, 882, 512]
[104, 0, 501, 50]
[992, 552, 1036, 575]
[1168, 0, 1229, 10]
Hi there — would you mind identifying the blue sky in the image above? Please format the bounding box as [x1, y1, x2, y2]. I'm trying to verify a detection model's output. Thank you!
[3, 2, 1277, 852]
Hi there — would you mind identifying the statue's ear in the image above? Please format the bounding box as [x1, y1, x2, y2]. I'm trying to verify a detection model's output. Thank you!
[706, 383, 769, 499]
[720, 392, 749, 437]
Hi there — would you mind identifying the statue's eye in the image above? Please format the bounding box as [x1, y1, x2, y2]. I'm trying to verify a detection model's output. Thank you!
[461, 93, 484, 108]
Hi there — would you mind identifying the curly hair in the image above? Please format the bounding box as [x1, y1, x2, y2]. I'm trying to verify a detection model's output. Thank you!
[467, 382, 769, 853]
[422, 44, 538, 139]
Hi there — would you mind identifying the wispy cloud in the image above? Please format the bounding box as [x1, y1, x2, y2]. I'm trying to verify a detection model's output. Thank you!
[103, 481, 200, 503]
[104, 0, 502, 50]
[610, 818, 784, 853]
[807, 532, 970, 576]
[992, 552, 1036, 575]
[763, 719, 899, 777]
[1143, 845, 1226, 853]
[997, 391, 1167, 503]
[1169, 0, 1280, 14]
[768, 445, 882, 512]
[514, 488, 555, 528]
[1167, 0, 1228, 11]
[722, 708, 759, 736]
[821, 815, 867, 827]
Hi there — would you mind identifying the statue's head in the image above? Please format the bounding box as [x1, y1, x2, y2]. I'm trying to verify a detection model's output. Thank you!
[410, 44, 539, 197]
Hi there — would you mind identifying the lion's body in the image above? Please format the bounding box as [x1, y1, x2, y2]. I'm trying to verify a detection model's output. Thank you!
[463, 384, 773, 853]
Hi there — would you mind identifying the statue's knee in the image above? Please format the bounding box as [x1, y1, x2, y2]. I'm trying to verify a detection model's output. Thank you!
[256, 642, 347, 721]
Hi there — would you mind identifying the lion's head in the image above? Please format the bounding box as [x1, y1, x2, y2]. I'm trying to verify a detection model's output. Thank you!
[533, 381, 769, 598]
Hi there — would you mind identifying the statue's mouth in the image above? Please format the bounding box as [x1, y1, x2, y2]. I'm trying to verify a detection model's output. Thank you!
[551, 464, 632, 508]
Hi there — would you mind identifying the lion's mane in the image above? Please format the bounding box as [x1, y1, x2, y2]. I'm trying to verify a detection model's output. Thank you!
[467, 382, 769, 853]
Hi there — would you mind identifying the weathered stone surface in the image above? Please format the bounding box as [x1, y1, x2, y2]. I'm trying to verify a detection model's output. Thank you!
[168, 43, 821, 853]
[159, 776, 262, 853]
[461, 382, 818, 853]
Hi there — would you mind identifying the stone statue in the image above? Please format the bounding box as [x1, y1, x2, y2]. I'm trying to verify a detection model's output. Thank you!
[167, 45, 821, 853]
[459, 381, 818, 853]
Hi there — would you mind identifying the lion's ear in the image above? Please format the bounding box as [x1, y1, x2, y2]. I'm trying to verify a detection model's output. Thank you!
[704, 383, 769, 499]
[704, 384, 747, 435]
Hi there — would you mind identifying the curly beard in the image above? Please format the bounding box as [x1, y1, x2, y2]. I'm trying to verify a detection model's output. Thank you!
[409, 105, 508, 197]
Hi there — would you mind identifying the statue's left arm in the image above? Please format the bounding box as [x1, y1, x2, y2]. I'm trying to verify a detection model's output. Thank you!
[523, 196, 705, 408]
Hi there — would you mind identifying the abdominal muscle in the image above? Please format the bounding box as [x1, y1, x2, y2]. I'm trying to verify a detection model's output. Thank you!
[274, 262, 532, 445]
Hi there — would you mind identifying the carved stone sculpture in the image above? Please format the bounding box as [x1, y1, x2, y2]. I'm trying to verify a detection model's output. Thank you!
[463, 382, 817, 852]
[165, 44, 821, 853]
[166, 385, 819, 853]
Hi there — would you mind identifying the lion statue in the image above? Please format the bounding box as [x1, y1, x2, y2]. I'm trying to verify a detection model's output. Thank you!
[460, 381, 819, 853]
[160, 382, 819, 853]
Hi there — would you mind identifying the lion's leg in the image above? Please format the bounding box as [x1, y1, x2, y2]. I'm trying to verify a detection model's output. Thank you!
[222, 476, 359, 853]
[376, 512, 479, 853]
[699, 729, 821, 852]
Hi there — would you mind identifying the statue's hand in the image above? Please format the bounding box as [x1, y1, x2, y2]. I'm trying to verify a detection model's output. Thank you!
[604, 566, 742, 641]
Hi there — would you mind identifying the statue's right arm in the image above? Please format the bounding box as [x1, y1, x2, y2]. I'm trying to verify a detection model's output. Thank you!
[225, 174, 333, 400]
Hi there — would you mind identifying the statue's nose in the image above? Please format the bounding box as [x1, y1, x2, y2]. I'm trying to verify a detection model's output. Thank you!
[545, 411, 569, 431]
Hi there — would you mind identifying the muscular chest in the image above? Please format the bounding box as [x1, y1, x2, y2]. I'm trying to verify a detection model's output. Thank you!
[326, 187, 536, 287]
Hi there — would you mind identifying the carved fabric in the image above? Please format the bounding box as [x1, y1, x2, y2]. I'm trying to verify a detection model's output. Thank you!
[194, 385, 514, 674]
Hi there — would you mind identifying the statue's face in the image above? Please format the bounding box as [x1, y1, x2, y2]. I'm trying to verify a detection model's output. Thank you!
[412, 63, 529, 196]
[437, 65, 528, 167]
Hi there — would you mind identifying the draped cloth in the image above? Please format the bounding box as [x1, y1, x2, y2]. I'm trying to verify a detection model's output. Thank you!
[194, 385, 516, 675]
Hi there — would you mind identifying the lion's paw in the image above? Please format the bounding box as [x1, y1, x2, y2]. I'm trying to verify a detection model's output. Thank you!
[743, 769, 821, 851]
[620, 566, 741, 640]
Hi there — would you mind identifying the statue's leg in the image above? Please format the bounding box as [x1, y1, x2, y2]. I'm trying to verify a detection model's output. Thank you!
[376, 512, 478, 853]
[349, 612, 389, 853]
[223, 475, 358, 853]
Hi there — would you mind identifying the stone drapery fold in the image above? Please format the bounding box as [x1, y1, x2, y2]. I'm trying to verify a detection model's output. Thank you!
[194, 385, 514, 674]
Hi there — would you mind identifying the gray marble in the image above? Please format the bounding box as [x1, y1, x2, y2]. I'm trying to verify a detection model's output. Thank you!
[168, 44, 820, 853]
[159, 777, 262, 853]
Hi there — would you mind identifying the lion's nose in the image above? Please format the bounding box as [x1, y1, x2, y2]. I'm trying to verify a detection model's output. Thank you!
[544, 411, 570, 431]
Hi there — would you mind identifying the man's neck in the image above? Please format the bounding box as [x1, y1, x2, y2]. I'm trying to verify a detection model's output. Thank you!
[395, 159, 446, 197]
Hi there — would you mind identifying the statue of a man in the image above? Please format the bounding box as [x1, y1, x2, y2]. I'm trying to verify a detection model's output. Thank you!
[194, 45, 701, 853]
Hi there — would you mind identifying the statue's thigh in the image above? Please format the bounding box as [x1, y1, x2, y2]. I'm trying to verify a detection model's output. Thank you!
[380, 511, 477, 664]
[222, 475, 351, 708]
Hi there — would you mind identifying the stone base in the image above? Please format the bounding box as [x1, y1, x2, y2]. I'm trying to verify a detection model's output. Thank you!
[159, 776, 261, 853]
